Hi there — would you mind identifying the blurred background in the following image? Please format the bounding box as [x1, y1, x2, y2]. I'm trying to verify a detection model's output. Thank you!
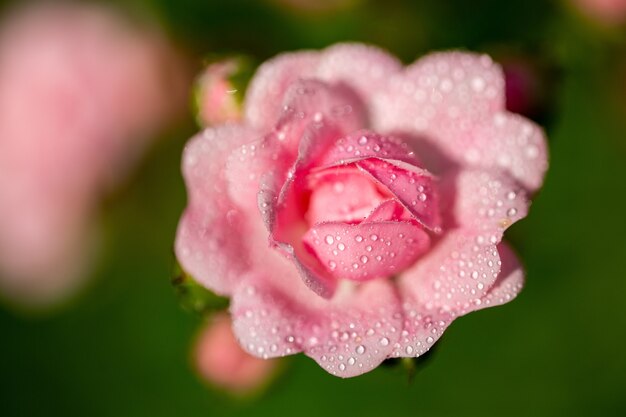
[0, 0, 625, 416]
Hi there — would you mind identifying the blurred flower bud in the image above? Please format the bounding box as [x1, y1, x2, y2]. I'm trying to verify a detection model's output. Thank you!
[194, 56, 254, 127]
[570, 0, 626, 26]
[194, 314, 279, 396]
[492, 51, 559, 125]
[0, 2, 191, 309]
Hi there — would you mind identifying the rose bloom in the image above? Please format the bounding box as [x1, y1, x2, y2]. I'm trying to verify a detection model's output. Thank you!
[175, 44, 548, 377]
[194, 313, 278, 395]
[0, 3, 188, 308]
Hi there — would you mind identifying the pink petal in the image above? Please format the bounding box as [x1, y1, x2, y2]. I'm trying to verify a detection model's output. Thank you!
[244, 51, 320, 130]
[316, 43, 403, 104]
[258, 169, 338, 299]
[373, 52, 505, 136]
[364, 199, 412, 222]
[175, 125, 258, 295]
[230, 274, 403, 378]
[356, 159, 442, 231]
[306, 167, 387, 225]
[372, 52, 548, 190]
[258, 105, 366, 298]
[440, 168, 529, 238]
[316, 130, 420, 167]
[244, 43, 401, 132]
[391, 241, 524, 358]
[397, 229, 502, 312]
[470, 112, 548, 191]
[225, 138, 275, 212]
[272, 79, 367, 159]
[303, 221, 430, 282]
[476, 242, 525, 310]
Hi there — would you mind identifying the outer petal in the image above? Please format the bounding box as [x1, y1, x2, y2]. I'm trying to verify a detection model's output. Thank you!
[470, 112, 548, 191]
[230, 273, 403, 378]
[372, 51, 547, 190]
[316, 43, 403, 105]
[475, 242, 525, 310]
[244, 51, 320, 130]
[175, 125, 258, 295]
[244, 43, 402, 131]
[397, 229, 502, 312]
[440, 168, 529, 238]
[391, 241, 524, 358]
[373, 52, 505, 136]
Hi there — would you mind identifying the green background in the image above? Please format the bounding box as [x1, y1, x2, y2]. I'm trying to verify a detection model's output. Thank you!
[1, 0, 626, 416]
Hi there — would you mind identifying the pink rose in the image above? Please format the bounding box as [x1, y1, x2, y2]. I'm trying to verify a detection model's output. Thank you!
[0, 2, 189, 307]
[175, 44, 548, 377]
[194, 313, 278, 395]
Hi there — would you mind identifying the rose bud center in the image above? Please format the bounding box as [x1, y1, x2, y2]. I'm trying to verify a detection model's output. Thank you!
[297, 131, 442, 283]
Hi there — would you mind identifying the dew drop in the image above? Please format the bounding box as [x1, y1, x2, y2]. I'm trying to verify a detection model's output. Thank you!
[370, 234, 379, 241]
[379, 337, 390, 346]
[358, 136, 368, 145]
[360, 256, 369, 264]
[325, 235, 334, 245]
[355, 235, 363, 242]
[338, 243, 346, 251]
[356, 345, 366, 355]
[507, 208, 517, 217]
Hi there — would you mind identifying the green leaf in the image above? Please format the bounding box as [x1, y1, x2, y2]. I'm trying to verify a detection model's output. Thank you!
[171, 262, 229, 315]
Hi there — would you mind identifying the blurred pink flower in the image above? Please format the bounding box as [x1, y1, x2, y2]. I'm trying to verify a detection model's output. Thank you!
[572, 0, 626, 26]
[175, 44, 548, 377]
[194, 313, 278, 394]
[0, 2, 189, 308]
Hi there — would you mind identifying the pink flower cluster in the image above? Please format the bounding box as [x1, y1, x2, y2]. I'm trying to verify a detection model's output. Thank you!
[175, 44, 548, 377]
